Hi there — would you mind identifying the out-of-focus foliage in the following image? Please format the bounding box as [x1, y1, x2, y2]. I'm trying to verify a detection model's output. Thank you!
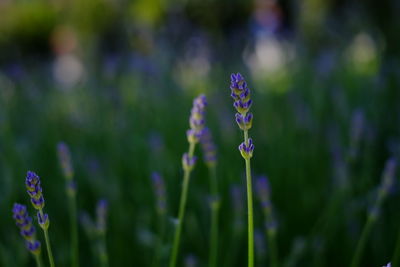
[0, 0, 400, 266]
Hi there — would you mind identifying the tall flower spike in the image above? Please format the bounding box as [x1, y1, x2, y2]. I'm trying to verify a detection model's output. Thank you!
[186, 94, 207, 144]
[26, 171, 45, 210]
[229, 73, 255, 267]
[12, 203, 41, 255]
[170, 94, 207, 267]
[25, 171, 55, 267]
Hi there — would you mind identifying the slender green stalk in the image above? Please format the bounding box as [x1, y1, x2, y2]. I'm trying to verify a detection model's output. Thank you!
[208, 165, 219, 267]
[98, 234, 109, 267]
[392, 227, 400, 266]
[244, 130, 254, 267]
[68, 194, 79, 267]
[39, 209, 55, 267]
[267, 230, 278, 267]
[350, 216, 374, 267]
[34, 254, 43, 267]
[169, 142, 196, 267]
[152, 213, 166, 267]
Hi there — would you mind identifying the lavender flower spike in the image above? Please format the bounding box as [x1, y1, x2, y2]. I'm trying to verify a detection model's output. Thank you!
[186, 94, 207, 144]
[12, 203, 41, 255]
[229, 73, 256, 267]
[26, 171, 45, 210]
[25, 171, 55, 267]
[26, 171, 49, 230]
[170, 94, 207, 267]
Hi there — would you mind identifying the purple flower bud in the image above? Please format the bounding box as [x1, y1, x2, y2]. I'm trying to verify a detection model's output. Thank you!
[239, 138, 254, 159]
[235, 112, 253, 130]
[182, 153, 197, 171]
[26, 240, 41, 255]
[26, 171, 45, 210]
[12, 203, 41, 255]
[38, 212, 50, 230]
[187, 95, 207, 144]
[230, 73, 253, 115]
[57, 142, 74, 179]
[151, 172, 167, 215]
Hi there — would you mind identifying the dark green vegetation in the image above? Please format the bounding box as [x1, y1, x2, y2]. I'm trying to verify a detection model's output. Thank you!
[1, 1, 400, 266]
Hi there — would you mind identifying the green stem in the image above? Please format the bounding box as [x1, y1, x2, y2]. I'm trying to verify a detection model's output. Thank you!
[392, 227, 400, 266]
[209, 165, 219, 267]
[169, 142, 196, 267]
[267, 231, 278, 267]
[34, 254, 43, 267]
[350, 216, 375, 267]
[44, 229, 55, 267]
[68, 194, 79, 267]
[98, 233, 109, 267]
[244, 130, 254, 267]
[39, 209, 55, 267]
[152, 213, 166, 267]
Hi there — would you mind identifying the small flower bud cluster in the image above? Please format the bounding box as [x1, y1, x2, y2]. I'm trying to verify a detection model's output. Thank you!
[57, 142, 77, 196]
[186, 95, 207, 144]
[230, 73, 253, 131]
[183, 94, 207, 171]
[200, 127, 217, 167]
[151, 172, 167, 215]
[12, 203, 41, 255]
[26, 171, 50, 230]
[230, 73, 254, 159]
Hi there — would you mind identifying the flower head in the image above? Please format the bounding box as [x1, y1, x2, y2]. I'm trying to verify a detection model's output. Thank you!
[186, 94, 207, 144]
[230, 73, 252, 115]
[26, 171, 45, 210]
[12, 203, 41, 255]
[239, 138, 254, 159]
[182, 153, 197, 172]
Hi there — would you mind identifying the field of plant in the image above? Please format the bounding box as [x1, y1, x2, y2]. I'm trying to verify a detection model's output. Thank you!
[0, 1, 399, 267]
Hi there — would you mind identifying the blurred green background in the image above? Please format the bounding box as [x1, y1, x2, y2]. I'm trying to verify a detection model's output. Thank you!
[1, 0, 400, 266]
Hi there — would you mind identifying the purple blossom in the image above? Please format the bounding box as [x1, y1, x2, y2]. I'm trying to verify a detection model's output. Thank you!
[239, 138, 255, 159]
[182, 153, 197, 171]
[26, 171, 45, 210]
[186, 95, 207, 144]
[230, 73, 252, 115]
[12, 203, 41, 255]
